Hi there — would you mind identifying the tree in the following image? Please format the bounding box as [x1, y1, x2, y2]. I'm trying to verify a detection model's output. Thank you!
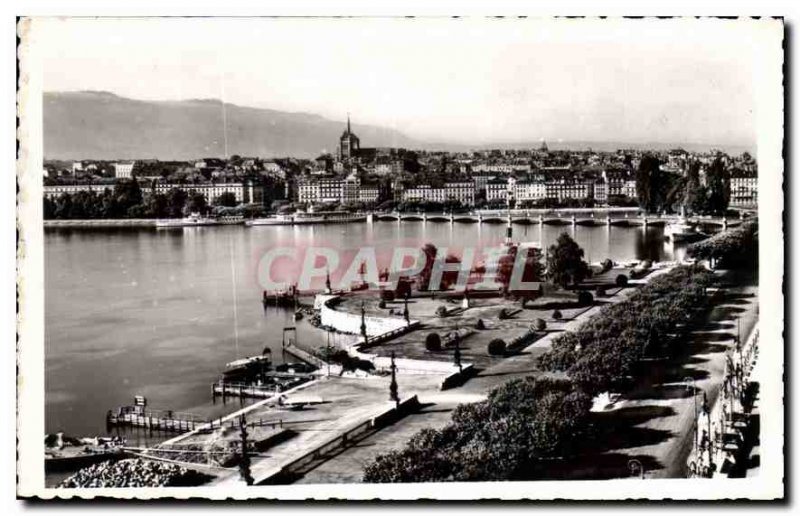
[184, 192, 208, 216]
[683, 160, 707, 214]
[546, 232, 589, 289]
[147, 193, 169, 218]
[418, 243, 438, 291]
[114, 179, 143, 210]
[497, 245, 545, 297]
[214, 192, 238, 208]
[166, 188, 188, 218]
[705, 156, 731, 215]
[635, 154, 662, 212]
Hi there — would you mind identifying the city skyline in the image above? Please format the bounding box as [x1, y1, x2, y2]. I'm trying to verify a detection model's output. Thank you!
[37, 17, 760, 149]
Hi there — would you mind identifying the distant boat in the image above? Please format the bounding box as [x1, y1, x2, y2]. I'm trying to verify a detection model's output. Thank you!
[155, 213, 244, 228]
[246, 211, 367, 226]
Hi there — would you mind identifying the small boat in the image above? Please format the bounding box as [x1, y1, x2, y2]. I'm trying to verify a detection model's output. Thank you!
[155, 213, 216, 228]
[222, 354, 273, 383]
[664, 218, 699, 242]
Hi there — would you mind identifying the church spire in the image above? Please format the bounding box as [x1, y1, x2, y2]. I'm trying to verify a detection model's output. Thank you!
[347, 112, 351, 134]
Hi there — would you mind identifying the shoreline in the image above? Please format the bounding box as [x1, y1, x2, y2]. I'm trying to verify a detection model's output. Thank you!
[44, 219, 156, 228]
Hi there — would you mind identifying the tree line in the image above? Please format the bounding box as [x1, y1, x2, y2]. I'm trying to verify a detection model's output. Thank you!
[43, 181, 251, 220]
[537, 265, 715, 396]
[635, 154, 733, 215]
[687, 219, 758, 268]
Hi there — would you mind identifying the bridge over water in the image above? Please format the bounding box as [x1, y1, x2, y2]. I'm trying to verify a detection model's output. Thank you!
[373, 208, 746, 229]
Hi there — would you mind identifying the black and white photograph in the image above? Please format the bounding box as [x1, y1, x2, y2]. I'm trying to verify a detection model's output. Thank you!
[15, 15, 784, 500]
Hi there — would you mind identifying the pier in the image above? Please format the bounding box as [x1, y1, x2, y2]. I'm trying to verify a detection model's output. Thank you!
[106, 406, 208, 433]
[211, 373, 315, 399]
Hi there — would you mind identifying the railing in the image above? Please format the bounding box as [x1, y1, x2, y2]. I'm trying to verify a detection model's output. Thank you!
[260, 395, 419, 484]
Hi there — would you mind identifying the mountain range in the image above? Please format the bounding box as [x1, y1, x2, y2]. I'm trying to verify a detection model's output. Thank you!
[42, 91, 752, 160]
[43, 91, 418, 161]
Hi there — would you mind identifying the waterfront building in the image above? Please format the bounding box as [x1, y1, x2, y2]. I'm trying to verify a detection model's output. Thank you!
[43, 183, 115, 199]
[402, 185, 446, 204]
[358, 185, 380, 204]
[485, 178, 509, 203]
[402, 181, 476, 206]
[512, 179, 546, 202]
[153, 181, 262, 204]
[296, 174, 377, 205]
[444, 181, 476, 206]
[730, 169, 758, 206]
[544, 179, 592, 201]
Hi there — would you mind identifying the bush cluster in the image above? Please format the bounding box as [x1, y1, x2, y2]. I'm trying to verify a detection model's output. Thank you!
[487, 338, 507, 356]
[425, 333, 442, 352]
[687, 220, 758, 266]
[362, 377, 592, 482]
[537, 265, 714, 396]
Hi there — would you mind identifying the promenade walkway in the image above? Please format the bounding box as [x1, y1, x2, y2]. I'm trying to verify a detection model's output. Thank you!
[559, 272, 759, 479]
[296, 268, 758, 483]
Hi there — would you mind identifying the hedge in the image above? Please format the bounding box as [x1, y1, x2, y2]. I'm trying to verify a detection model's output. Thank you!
[537, 265, 714, 396]
[362, 377, 592, 482]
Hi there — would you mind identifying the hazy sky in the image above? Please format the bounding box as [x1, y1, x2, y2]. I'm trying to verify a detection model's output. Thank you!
[35, 17, 762, 147]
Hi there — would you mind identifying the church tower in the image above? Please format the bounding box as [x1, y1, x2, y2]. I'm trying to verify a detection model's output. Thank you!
[339, 114, 361, 161]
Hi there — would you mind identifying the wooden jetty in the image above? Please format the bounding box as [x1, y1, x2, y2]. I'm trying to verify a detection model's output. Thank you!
[106, 405, 207, 433]
[211, 373, 313, 399]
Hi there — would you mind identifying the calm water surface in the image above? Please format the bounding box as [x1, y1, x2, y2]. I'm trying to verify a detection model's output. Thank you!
[45, 221, 686, 438]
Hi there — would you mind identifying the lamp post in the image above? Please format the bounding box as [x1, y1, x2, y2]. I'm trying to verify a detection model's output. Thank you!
[360, 301, 368, 345]
[326, 330, 331, 377]
[389, 351, 399, 407]
[701, 391, 714, 473]
[453, 324, 462, 373]
[684, 376, 698, 452]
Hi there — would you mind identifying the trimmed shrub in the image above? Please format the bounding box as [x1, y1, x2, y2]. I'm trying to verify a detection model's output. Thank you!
[475, 318, 486, 330]
[615, 274, 628, 287]
[425, 333, 442, 352]
[378, 300, 387, 309]
[436, 305, 449, 317]
[534, 318, 547, 331]
[552, 309, 563, 320]
[487, 339, 507, 356]
[498, 308, 509, 320]
[577, 290, 594, 307]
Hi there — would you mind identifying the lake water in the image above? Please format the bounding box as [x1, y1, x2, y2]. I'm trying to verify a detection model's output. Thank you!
[44, 220, 687, 439]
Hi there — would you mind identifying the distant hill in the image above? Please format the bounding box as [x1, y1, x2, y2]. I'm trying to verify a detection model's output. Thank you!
[43, 91, 752, 161]
[43, 91, 418, 160]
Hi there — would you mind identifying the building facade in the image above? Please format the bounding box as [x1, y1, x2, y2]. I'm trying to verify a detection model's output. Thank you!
[730, 171, 758, 206]
[154, 181, 262, 204]
[114, 162, 136, 179]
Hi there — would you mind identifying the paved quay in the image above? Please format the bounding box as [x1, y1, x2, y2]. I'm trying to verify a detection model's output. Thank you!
[550, 271, 759, 480]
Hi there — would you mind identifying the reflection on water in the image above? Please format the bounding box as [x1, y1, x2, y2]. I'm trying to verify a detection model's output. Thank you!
[45, 221, 687, 437]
